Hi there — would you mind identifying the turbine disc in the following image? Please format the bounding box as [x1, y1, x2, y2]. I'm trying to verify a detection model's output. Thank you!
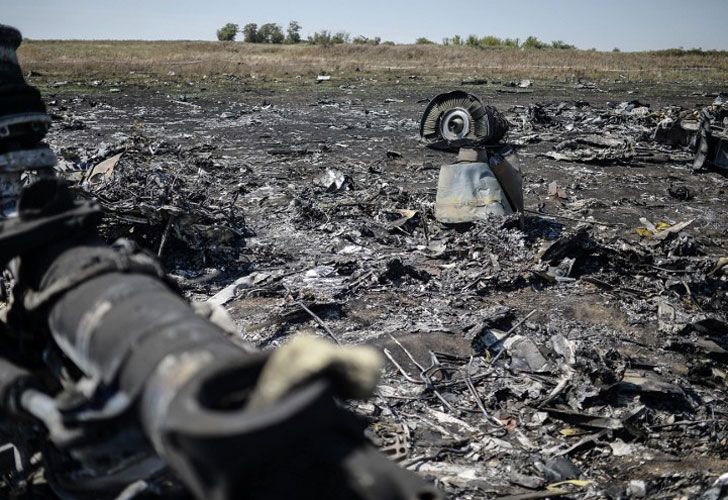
[419, 91, 509, 151]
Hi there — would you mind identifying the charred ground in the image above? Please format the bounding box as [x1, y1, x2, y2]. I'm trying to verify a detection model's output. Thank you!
[37, 74, 728, 498]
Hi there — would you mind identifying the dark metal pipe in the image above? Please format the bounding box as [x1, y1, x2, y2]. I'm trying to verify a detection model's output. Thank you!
[12, 222, 439, 499]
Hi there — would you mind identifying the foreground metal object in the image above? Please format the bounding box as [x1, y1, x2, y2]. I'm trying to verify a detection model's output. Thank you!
[421, 91, 522, 223]
[694, 106, 728, 173]
[143, 355, 428, 499]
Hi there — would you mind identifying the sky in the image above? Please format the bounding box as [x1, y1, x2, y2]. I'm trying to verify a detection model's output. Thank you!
[4, 0, 728, 51]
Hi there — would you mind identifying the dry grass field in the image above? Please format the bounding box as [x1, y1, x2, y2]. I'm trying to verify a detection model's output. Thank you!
[18, 40, 728, 83]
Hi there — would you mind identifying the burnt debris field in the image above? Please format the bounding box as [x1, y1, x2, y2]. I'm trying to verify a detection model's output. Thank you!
[40, 74, 728, 499]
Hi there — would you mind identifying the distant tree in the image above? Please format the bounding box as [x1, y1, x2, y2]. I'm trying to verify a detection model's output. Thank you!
[286, 21, 302, 44]
[331, 32, 350, 44]
[309, 30, 333, 46]
[271, 28, 286, 44]
[352, 35, 381, 46]
[503, 38, 519, 48]
[416, 37, 435, 45]
[551, 40, 576, 50]
[382, 40, 395, 46]
[242, 23, 259, 43]
[612, 47, 621, 52]
[466, 34, 479, 47]
[259, 23, 285, 44]
[451, 35, 463, 46]
[480, 35, 502, 47]
[442, 37, 451, 46]
[216, 23, 238, 41]
[522, 36, 547, 49]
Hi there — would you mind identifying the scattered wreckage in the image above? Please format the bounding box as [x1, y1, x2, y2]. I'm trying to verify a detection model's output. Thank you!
[3, 23, 728, 500]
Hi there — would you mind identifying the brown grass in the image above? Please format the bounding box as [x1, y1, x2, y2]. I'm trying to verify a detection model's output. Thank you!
[17, 40, 728, 83]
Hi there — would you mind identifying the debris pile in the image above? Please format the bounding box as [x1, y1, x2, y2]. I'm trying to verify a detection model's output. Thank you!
[510, 98, 709, 167]
[31, 79, 728, 499]
[75, 135, 248, 267]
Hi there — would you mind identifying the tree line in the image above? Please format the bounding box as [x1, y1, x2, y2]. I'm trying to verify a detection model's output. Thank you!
[217, 22, 300, 43]
[423, 35, 577, 49]
[216, 23, 577, 50]
[216, 21, 394, 45]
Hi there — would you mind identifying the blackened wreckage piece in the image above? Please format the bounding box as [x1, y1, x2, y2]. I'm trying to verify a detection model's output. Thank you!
[693, 99, 728, 173]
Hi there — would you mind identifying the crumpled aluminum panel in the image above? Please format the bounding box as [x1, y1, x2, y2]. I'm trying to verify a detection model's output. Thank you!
[435, 161, 512, 223]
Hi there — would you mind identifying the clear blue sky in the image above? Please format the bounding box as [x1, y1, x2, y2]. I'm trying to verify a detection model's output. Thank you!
[4, 0, 728, 51]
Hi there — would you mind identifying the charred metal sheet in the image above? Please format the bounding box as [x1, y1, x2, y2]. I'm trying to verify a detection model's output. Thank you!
[653, 117, 697, 147]
[489, 147, 524, 214]
[693, 109, 728, 173]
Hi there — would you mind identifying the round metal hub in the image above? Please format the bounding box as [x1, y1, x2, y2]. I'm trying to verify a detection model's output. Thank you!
[440, 108, 472, 141]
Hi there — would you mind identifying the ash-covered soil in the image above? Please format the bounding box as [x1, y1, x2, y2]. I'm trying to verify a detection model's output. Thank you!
[41, 76, 728, 499]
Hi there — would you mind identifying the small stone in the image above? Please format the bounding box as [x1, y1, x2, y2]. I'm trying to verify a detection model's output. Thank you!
[542, 456, 581, 482]
[627, 480, 647, 498]
[609, 440, 635, 457]
[509, 471, 544, 489]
